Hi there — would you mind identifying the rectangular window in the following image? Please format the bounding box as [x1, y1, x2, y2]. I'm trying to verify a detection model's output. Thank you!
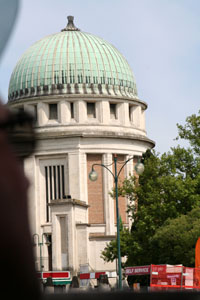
[45, 164, 66, 221]
[70, 102, 74, 119]
[87, 102, 96, 118]
[129, 105, 132, 122]
[49, 103, 58, 120]
[110, 103, 117, 119]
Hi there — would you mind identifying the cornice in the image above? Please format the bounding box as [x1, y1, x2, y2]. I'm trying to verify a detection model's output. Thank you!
[48, 198, 89, 208]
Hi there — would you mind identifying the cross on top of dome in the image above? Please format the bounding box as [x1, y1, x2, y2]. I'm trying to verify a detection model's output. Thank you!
[61, 16, 80, 32]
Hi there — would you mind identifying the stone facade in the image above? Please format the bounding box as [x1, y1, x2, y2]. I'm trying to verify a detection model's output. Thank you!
[7, 17, 155, 281]
[8, 93, 154, 277]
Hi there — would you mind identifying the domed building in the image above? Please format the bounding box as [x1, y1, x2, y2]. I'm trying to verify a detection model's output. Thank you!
[8, 16, 154, 284]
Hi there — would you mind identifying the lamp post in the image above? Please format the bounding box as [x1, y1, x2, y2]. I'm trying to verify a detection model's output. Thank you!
[33, 233, 46, 272]
[89, 154, 144, 290]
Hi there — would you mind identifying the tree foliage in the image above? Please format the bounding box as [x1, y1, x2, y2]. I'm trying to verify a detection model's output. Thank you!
[151, 207, 200, 266]
[102, 111, 200, 267]
[176, 110, 200, 156]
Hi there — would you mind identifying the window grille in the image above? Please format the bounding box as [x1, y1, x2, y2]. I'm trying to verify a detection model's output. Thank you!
[45, 165, 66, 222]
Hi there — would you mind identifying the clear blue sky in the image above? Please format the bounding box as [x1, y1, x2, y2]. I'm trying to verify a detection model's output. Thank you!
[0, 0, 199, 154]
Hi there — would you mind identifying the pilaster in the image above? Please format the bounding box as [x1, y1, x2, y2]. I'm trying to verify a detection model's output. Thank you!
[102, 153, 115, 235]
[131, 105, 141, 128]
[141, 109, 146, 130]
[97, 100, 110, 124]
[68, 151, 87, 202]
[75, 100, 87, 123]
[60, 100, 71, 123]
[118, 102, 129, 126]
[37, 102, 48, 126]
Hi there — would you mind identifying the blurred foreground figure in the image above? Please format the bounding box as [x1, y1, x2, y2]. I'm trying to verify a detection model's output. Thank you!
[0, 0, 40, 298]
[0, 104, 41, 298]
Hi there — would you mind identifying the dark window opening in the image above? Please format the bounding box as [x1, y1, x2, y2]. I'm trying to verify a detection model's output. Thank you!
[49, 103, 58, 120]
[129, 105, 132, 121]
[71, 102, 74, 119]
[87, 102, 96, 118]
[110, 103, 117, 119]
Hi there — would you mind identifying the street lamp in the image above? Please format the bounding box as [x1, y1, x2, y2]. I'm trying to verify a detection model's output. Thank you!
[33, 233, 47, 272]
[89, 154, 144, 290]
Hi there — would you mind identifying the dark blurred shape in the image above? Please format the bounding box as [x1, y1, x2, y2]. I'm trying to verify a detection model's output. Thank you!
[97, 274, 111, 291]
[0, 0, 36, 159]
[0, 107, 41, 299]
[0, 0, 20, 58]
[0, 109, 36, 158]
[42, 291, 200, 300]
[99, 274, 109, 285]
[70, 276, 80, 289]
[0, 0, 41, 299]
[44, 277, 54, 293]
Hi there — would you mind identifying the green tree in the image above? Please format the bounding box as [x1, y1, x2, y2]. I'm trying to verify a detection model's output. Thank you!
[150, 207, 200, 266]
[176, 110, 200, 156]
[101, 220, 131, 263]
[102, 111, 200, 267]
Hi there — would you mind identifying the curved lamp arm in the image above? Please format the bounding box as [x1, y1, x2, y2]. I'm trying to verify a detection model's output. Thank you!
[89, 163, 115, 181]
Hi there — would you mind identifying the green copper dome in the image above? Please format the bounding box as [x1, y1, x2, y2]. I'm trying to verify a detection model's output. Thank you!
[8, 16, 138, 101]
